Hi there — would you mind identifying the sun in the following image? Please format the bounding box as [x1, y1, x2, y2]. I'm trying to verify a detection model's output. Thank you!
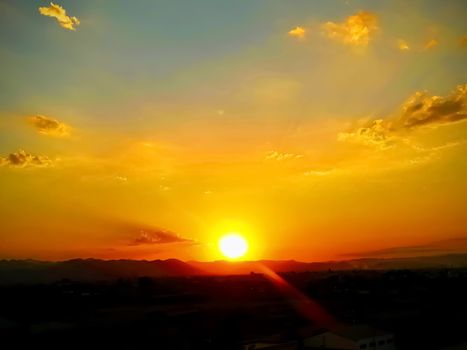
[218, 233, 248, 259]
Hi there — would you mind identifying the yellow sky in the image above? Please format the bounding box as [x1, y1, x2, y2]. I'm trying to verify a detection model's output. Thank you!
[0, 1, 466, 261]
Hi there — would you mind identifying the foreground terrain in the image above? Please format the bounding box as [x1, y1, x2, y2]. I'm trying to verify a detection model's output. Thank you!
[1, 268, 466, 349]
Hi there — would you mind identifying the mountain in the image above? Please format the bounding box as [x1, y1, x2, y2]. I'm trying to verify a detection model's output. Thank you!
[189, 254, 467, 275]
[0, 258, 200, 284]
[1, 253, 467, 284]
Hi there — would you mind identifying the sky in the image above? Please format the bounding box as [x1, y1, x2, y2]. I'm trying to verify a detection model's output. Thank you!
[0, 0, 466, 261]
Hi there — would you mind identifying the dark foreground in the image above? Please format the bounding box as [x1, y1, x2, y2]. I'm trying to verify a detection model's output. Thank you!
[1, 268, 466, 349]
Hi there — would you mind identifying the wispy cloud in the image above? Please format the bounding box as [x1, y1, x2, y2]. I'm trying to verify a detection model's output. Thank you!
[396, 38, 441, 53]
[0, 150, 53, 168]
[338, 119, 396, 150]
[303, 168, 334, 177]
[38, 2, 80, 31]
[288, 26, 306, 39]
[342, 237, 467, 258]
[28, 115, 71, 137]
[323, 11, 378, 47]
[265, 151, 304, 162]
[397, 39, 410, 51]
[424, 38, 439, 50]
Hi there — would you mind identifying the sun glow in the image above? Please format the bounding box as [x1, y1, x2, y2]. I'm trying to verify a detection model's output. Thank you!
[218, 233, 248, 259]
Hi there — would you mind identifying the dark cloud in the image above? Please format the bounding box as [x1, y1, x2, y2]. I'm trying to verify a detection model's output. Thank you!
[0, 150, 53, 168]
[129, 227, 193, 246]
[338, 84, 467, 148]
[398, 84, 466, 128]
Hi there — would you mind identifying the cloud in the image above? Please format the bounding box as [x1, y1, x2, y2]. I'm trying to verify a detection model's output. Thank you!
[288, 26, 306, 39]
[337, 119, 395, 150]
[28, 115, 71, 137]
[342, 237, 467, 258]
[0, 150, 53, 168]
[265, 151, 304, 161]
[129, 228, 193, 246]
[38, 2, 80, 31]
[338, 84, 467, 148]
[398, 84, 466, 128]
[304, 168, 334, 177]
[115, 176, 128, 183]
[424, 39, 439, 50]
[397, 39, 410, 51]
[323, 11, 378, 47]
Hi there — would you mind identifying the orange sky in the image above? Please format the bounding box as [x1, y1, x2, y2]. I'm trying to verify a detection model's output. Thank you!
[0, 1, 466, 261]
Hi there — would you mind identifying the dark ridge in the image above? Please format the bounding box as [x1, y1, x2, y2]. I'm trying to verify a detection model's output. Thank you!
[1, 253, 467, 285]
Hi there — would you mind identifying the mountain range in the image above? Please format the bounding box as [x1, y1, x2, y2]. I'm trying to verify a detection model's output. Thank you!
[1, 253, 467, 284]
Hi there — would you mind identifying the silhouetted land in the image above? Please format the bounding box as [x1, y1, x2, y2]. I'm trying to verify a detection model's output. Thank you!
[1, 263, 467, 349]
[2, 253, 467, 284]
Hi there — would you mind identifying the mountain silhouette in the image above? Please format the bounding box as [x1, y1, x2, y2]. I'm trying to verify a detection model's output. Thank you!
[1, 253, 467, 284]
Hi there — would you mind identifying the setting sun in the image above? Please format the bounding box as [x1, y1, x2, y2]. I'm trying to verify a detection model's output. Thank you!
[218, 233, 249, 259]
[0, 1, 466, 347]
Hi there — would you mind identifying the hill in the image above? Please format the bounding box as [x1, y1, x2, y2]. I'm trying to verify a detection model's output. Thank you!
[1, 253, 467, 284]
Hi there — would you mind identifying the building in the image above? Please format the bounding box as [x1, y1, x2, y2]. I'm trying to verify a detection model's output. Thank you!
[303, 324, 396, 350]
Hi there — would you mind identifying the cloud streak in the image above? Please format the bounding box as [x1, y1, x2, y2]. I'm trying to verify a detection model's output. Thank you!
[38, 2, 80, 31]
[342, 237, 467, 258]
[265, 151, 304, 161]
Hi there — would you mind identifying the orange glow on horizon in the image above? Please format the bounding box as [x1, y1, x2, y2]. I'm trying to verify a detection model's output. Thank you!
[0, 2, 466, 262]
